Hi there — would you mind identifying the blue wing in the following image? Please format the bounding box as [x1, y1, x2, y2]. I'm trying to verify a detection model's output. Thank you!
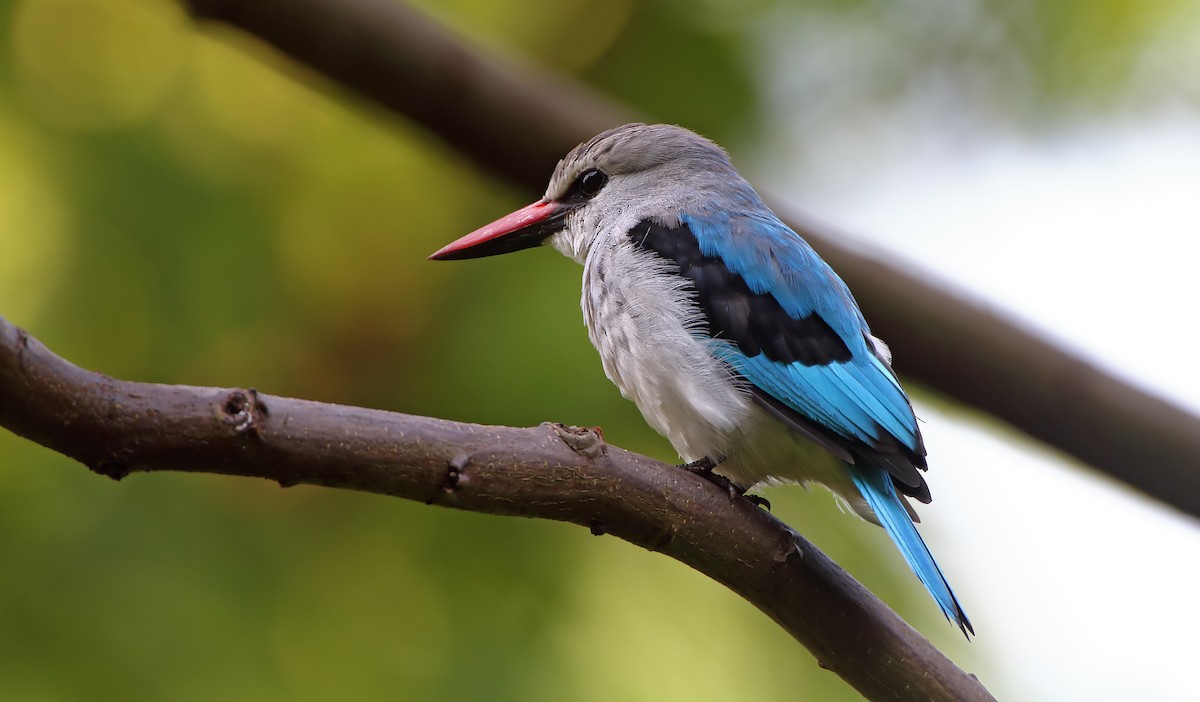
[631, 212, 972, 635]
[684, 211, 919, 450]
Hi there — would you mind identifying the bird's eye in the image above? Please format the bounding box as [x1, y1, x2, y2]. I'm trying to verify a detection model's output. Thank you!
[574, 169, 608, 199]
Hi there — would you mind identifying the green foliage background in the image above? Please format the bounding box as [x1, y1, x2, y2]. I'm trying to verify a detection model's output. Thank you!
[0, 0, 1189, 699]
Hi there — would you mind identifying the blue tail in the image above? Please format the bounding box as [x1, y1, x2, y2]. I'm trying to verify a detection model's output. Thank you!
[849, 463, 974, 637]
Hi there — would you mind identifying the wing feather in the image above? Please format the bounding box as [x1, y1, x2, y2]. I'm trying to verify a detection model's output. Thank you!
[629, 214, 930, 500]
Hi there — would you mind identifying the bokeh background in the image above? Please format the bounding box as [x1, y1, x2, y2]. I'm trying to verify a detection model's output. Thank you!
[3, 0, 1200, 699]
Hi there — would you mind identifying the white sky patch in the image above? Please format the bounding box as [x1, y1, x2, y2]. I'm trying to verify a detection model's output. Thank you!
[922, 406, 1200, 702]
[758, 113, 1200, 701]
[807, 114, 1200, 413]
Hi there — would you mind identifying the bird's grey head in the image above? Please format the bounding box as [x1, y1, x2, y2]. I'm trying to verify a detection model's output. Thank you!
[429, 123, 756, 264]
[546, 123, 736, 197]
[543, 123, 752, 261]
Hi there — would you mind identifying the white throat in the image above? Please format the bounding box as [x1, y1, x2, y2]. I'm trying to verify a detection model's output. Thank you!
[546, 206, 615, 265]
[546, 226, 592, 265]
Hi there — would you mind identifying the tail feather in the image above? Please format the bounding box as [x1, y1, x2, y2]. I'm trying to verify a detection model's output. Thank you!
[849, 463, 974, 637]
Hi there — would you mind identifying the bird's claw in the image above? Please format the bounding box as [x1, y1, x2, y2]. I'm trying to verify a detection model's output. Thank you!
[680, 456, 718, 474]
[678, 457, 770, 511]
[743, 494, 772, 511]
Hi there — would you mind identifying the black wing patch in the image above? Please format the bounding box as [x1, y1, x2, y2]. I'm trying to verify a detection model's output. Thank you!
[629, 219, 932, 503]
[628, 219, 851, 367]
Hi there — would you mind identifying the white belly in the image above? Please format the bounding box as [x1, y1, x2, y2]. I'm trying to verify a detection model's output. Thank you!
[582, 239, 744, 461]
[579, 238, 859, 501]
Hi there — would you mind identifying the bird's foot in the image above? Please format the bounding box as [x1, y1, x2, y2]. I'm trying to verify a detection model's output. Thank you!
[742, 493, 772, 511]
[680, 456, 718, 474]
[678, 458, 770, 511]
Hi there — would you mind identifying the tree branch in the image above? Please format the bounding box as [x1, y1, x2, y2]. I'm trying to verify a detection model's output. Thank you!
[0, 316, 992, 701]
[181, 0, 1200, 519]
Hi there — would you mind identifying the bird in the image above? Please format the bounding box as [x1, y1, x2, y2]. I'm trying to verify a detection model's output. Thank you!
[430, 123, 972, 635]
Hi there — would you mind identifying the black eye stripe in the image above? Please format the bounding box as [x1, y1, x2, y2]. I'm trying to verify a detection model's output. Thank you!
[565, 168, 608, 202]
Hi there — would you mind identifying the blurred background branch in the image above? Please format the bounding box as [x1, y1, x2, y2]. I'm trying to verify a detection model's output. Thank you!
[183, 0, 1200, 520]
[0, 315, 997, 702]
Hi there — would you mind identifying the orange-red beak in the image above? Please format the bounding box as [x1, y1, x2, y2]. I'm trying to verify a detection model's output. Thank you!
[429, 200, 571, 261]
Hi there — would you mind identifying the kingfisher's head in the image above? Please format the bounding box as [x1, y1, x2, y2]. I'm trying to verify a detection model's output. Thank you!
[429, 123, 746, 264]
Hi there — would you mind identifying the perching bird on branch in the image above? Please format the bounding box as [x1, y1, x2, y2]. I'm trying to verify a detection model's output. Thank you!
[430, 123, 972, 635]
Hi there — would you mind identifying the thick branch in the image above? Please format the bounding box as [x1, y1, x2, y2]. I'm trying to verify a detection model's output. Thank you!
[181, 0, 1200, 519]
[0, 316, 991, 701]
